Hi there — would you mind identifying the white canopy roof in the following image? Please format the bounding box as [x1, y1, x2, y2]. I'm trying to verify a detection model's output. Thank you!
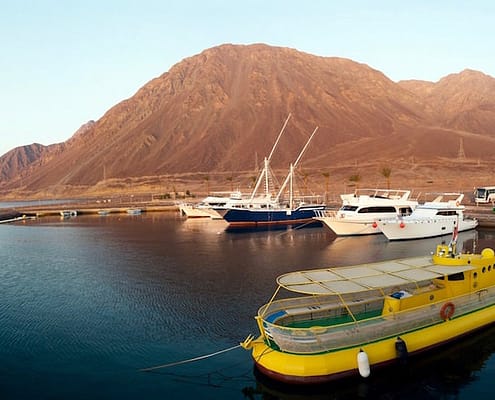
[276, 256, 474, 295]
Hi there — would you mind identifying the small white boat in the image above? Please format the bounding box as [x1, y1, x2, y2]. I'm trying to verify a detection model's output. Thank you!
[179, 191, 245, 219]
[60, 210, 77, 218]
[126, 208, 142, 215]
[378, 193, 478, 240]
[314, 189, 418, 236]
[97, 210, 110, 216]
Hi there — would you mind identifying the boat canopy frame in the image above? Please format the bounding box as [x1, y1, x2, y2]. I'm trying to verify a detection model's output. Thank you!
[275, 256, 474, 296]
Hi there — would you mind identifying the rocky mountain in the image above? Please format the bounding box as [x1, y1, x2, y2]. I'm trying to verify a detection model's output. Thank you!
[0, 142, 63, 182]
[1, 43, 495, 197]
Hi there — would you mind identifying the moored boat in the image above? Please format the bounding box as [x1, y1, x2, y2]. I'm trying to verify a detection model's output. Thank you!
[178, 191, 245, 219]
[314, 189, 418, 236]
[219, 120, 325, 227]
[126, 208, 142, 215]
[60, 210, 77, 218]
[222, 202, 326, 227]
[241, 235, 495, 384]
[377, 193, 478, 240]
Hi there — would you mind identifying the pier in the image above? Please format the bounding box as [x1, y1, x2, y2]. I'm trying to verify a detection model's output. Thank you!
[0, 201, 179, 222]
[464, 206, 495, 228]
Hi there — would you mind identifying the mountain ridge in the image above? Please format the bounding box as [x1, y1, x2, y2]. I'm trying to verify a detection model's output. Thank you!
[1, 43, 495, 198]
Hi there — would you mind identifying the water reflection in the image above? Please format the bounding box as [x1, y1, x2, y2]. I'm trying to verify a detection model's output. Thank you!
[225, 221, 323, 233]
[2, 214, 495, 399]
[319, 229, 481, 266]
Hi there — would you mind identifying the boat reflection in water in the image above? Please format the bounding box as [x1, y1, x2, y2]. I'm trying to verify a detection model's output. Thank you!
[225, 220, 323, 233]
[244, 321, 495, 399]
[320, 229, 480, 267]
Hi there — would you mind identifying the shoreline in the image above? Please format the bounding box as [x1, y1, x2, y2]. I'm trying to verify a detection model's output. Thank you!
[2, 201, 495, 228]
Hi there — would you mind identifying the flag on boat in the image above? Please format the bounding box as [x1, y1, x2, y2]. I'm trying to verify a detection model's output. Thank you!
[452, 218, 459, 244]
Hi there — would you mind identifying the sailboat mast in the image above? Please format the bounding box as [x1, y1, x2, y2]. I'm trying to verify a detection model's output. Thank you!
[289, 164, 294, 209]
[275, 126, 318, 202]
[249, 113, 292, 202]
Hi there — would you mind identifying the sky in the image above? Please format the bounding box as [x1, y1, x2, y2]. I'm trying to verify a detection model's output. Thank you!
[1, 0, 494, 156]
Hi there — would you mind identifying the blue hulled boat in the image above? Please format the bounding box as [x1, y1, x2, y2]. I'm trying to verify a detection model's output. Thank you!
[216, 116, 325, 227]
[221, 203, 326, 227]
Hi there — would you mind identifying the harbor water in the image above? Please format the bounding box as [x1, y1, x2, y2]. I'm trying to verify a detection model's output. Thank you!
[1, 210, 495, 399]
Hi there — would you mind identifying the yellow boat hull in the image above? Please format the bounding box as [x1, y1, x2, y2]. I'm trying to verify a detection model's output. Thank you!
[250, 303, 495, 384]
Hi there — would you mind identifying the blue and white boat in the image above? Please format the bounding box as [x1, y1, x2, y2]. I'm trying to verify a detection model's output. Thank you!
[218, 120, 325, 227]
[221, 202, 326, 226]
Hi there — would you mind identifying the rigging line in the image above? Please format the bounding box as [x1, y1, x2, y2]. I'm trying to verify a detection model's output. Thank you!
[138, 344, 242, 372]
[277, 219, 316, 236]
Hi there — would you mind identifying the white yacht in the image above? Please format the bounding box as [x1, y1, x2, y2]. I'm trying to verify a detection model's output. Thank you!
[178, 191, 245, 219]
[377, 193, 478, 240]
[314, 189, 418, 236]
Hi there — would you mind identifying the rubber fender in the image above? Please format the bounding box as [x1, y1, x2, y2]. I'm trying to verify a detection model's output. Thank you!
[395, 336, 408, 365]
[357, 349, 370, 378]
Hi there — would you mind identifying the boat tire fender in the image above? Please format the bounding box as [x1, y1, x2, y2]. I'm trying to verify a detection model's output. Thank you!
[395, 337, 408, 365]
[440, 302, 455, 320]
[357, 349, 370, 378]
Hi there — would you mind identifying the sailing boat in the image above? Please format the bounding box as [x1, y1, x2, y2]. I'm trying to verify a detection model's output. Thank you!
[180, 115, 293, 220]
[218, 121, 326, 227]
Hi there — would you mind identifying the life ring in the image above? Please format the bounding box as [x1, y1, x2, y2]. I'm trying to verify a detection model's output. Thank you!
[440, 302, 455, 320]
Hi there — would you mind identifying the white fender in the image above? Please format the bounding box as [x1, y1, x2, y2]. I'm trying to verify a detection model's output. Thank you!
[357, 349, 370, 378]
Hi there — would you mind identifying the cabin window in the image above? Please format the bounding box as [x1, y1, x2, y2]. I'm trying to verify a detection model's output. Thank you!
[358, 206, 397, 214]
[447, 272, 465, 281]
[436, 210, 458, 216]
[473, 272, 478, 279]
[399, 207, 413, 216]
[483, 267, 486, 273]
[489, 265, 492, 271]
[341, 205, 358, 211]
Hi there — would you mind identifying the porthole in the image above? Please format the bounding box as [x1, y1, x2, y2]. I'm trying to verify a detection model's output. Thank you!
[429, 295, 434, 301]
[474, 272, 478, 279]
[483, 267, 486, 273]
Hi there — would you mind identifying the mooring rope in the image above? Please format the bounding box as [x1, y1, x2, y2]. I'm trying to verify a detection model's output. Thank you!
[277, 219, 317, 236]
[138, 344, 242, 372]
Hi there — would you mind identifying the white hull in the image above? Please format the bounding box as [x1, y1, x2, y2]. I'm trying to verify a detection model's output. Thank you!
[316, 216, 382, 235]
[179, 204, 223, 219]
[379, 216, 478, 240]
[314, 189, 418, 236]
[378, 193, 478, 240]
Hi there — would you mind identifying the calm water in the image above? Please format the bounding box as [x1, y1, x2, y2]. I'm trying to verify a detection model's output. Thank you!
[1, 211, 495, 399]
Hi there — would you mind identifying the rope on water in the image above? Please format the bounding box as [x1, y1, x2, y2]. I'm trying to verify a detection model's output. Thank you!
[138, 344, 242, 372]
[277, 219, 317, 236]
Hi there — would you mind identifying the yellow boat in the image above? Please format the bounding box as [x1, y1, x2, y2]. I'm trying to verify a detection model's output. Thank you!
[241, 239, 495, 384]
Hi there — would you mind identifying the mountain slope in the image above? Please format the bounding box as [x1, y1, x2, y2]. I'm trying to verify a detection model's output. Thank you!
[1, 44, 495, 195]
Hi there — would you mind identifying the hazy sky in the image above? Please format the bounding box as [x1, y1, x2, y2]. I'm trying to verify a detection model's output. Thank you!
[1, 0, 494, 156]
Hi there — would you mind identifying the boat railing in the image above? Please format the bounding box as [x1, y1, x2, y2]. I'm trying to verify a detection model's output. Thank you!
[314, 209, 338, 218]
[261, 285, 495, 354]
